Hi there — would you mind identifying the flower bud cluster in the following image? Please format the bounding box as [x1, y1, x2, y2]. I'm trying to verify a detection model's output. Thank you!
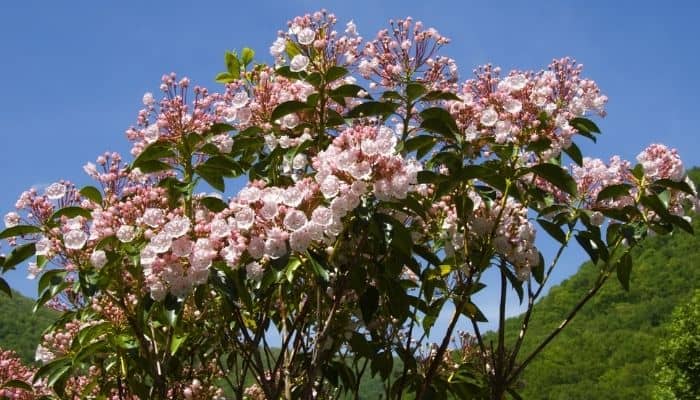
[448, 58, 607, 160]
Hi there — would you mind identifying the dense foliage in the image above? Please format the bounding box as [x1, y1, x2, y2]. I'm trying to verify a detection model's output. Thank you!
[494, 208, 700, 399]
[0, 10, 697, 400]
[653, 288, 700, 400]
[0, 292, 57, 363]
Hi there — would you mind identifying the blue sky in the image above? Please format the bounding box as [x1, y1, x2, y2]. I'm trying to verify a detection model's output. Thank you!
[1, 1, 699, 332]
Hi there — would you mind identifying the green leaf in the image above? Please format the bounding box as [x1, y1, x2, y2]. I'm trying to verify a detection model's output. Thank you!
[575, 233, 599, 264]
[79, 186, 103, 204]
[0, 225, 42, 239]
[653, 178, 697, 196]
[406, 82, 427, 101]
[241, 47, 255, 66]
[1, 379, 33, 391]
[49, 206, 92, 221]
[325, 66, 348, 82]
[359, 286, 380, 324]
[225, 51, 241, 78]
[33, 357, 71, 384]
[376, 214, 413, 257]
[285, 40, 301, 57]
[530, 163, 578, 197]
[616, 252, 632, 291]
[200, 196, 228, 212]
[537, 219, 567, 245]
[38, 269, 67, 296]
[134, 159, 171, 174]
[215, 72, 236, 84]
[570, 117, 601, 133]
[422, 90, 461, 102]
[346, 101, 399, 118]
[271, 100, 311, 122]
[420, 107, 459, 138]
[195, 166, 225, 192]
[170, 332, 189, 356]
[3, 243, 36, 271]
[307, 253, 330, 282]
[463, 302, 488, 322]
[200, 156, 241, 177]
[0, 277, 11, 297]
[596, 183, 633, 203]
[404, 135, 436, 155]
[563, 142, 583, 166]
[132, 142, 175, 168]
[532, 252, 545, 284]
[329, 84, 368, 99]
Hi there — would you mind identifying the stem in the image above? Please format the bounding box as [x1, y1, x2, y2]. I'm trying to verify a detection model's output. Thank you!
[507, 271, 611, 384]
[417, 296, 468, 399]
[494, 259, 508, 394]
[506, 229, 571, 373]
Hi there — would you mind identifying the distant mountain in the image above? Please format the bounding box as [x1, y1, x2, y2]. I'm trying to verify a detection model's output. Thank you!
[0, 291, 57, 363]
[504, 168, 700, 399]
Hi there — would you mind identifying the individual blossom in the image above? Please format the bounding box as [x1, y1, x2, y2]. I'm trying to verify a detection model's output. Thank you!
[290, 54, 310, 72]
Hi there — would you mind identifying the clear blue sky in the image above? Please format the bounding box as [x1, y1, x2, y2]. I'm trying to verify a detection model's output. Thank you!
[1, 0, 699, 332]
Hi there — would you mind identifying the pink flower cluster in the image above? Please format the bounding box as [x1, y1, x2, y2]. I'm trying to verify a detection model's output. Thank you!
[359, 17, 455, 89]
[435, 191, 538, 278]
[636, 143, 685, 182]
[133, 124, 417, 299]
[0, 349, 42, 399]
[569, 144, 697, 225]
[572, 156, 632, 209]
[270, 10, 364, 69]
[448, 58, 607, 160]
[126, 74, 224, 156]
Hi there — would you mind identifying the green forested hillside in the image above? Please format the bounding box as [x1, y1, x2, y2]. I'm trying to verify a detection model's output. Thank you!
[506, 207, 700, 398]
[0, 291, 57, 363]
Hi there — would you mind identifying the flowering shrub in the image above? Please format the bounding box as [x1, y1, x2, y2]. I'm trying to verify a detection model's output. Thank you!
[1, 10, 698, 400]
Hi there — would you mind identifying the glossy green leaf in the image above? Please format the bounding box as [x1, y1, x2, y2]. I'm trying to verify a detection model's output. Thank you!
[530, 163, 578, 197]
[616, 252, 632, 291]
[170, 332, 189, 356]
[133, 159, 171, 174]
[537, 219, 567, 245]
[653, 178, 697, 195]
[225, 51, 241, 78]
[285, 40, 301, 57]
[79, 186, 102, 204]
[575, 233, 599, 264]
[346, 101, 399, 118]
[307, 253, 329, 282]
[419, 107, 459, 138]
[38, 269, 67, 296]
[1, 379, 33, 391]
[422, 90, 461, 102]
[596, 183, 633, 203]
[563, 142, 584, 166]
[200, 196, 228, 212]
[241, 47, 255, 66]
[3, 242, 36, 271]
[570, 117, 601, 134]
[215, 72, 236, 84]
[195, 166, 225, 192]
[0, 225, 42, 239]
[406, 82, 427, 101]
[33, 357, 71, 384]
[132, 142, 175, 167]
[49, 206, 92, 221]
[325, 66, 348, 82]
[329, 84, 366, 99]
[271, 100, 311, 122]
